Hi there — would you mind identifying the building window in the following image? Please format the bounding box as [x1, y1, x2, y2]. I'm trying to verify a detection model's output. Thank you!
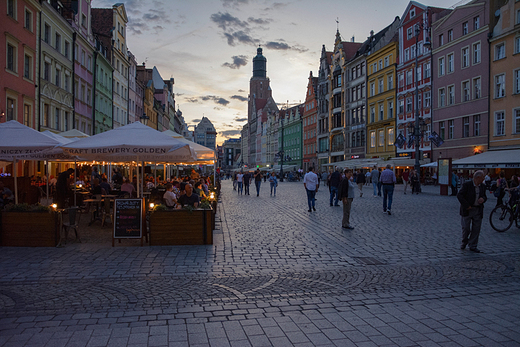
[24, 54, 31, 79]
[447, 53, 454, 73]
[407, 27, 413, 39]
[388, 75, 393, 90]
[424, 62, 431, 78]
[64, 74, 70, 92]
[474, 16, 480, 30]
[448, 120, 454, 139]
[439, 34, 444, 46]
[514, 109, 520, 134]
[439, 88, 446, 107]
[474, 115, 481, 136]
[378, 130, 384, 147]
[406, 97, 412, 112]
[462, 81, 470, 102]
[55, 33, 61, 53]
[516, 36, 520, 54]
[82, 14, 87, 28]
[388, 101, 394, 118]
[473, 42, 481, 64]
[370, 82, 375, 96]
[7, 44, 16, 72]
[440, 121, 445, 140]
[462, 21, 468, 35]
[387, 128, 394, 146]
[448, 85, 455, 105]
[463, 116, 470, 138]
[462, 47, 469, 68]
[6, 98, 15, 121]
[407, 70, 413, 85]
[42, 104, 50, 127]
[399, 100, 404, 114]
[7, 0, 15, 18]
[378, 79, 384, 93]
[384, 56, 389, 67]
[55, 108, 60, 131]
[379, 104, 384, 121]
[515, 69, 520, 94]
[25, 9, 32, 31]
[370, 107, 375, 122]
[473, 77, 481, 99]
[495, 111, 505, 136]
[517, 9, 520, 25]
[448, 29, 453, 42]
[23, 104, 31, 127]
[370, 131, 376, 148]
[495, 43, 505, 60]
[495, 74, 505, 98]
[405, 48, 410, 62]
[424, 91, 431, 108]
[55, 68, 61, 87]
[44, 24, 50, 44]
[438, 57, 445, 76]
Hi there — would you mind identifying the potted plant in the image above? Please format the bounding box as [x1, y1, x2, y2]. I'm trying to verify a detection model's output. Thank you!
[1, 203, 58, 247]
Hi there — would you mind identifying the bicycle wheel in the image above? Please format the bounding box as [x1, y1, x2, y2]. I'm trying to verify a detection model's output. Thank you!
[489, 205, 513, 232]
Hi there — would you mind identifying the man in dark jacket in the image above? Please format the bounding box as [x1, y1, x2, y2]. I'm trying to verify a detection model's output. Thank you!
[457, 170, 487, 253]
[329, 168, 341, 206]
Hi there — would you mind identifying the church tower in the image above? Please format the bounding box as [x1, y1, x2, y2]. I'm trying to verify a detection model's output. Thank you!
[248, 47, 271, 122]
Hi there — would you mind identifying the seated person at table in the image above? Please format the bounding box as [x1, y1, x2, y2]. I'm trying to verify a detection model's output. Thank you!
[100, 178, 111, 195]
[0, 181, 14, 208]
[121, 179, 136, 197]
[193, 181, 207, 199]
[178, 183, 199, 208]
[163, 183, 178, 208]
[91, 178, 102, 195]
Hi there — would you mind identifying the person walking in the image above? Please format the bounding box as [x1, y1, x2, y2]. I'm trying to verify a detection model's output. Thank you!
[254, 169, 263, 196]
[236, 171, 244, 195]
[451, 171, 458, 196]
[243, 171, 251, 195]
[329, 167, 341, 206]
[495, 171, 509, 207]
[269, 172, 278, 196]
[402, 169, 409, 194]
[410, 169, 420, 194]
[356, 169, 365, 197]
[370, 166, 380, 197]
[380, 164, 396, 215]
[339, 169, 356, 229]
[303, 167, 319, 212]
[457, 170, 487, 253]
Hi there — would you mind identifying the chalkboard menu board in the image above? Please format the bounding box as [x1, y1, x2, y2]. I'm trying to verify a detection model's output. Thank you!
[114, 199, 143, 239]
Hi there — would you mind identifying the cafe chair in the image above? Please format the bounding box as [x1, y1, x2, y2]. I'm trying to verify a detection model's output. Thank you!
[101, 197, 114, 227]
[59, 207, 81, 246]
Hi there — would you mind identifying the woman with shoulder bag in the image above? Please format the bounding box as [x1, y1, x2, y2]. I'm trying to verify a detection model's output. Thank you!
[495, 171, 509, 207]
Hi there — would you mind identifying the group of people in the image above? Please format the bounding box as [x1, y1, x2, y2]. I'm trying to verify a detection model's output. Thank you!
[162, 179, 210, 209]
[233, 169, 278, 197]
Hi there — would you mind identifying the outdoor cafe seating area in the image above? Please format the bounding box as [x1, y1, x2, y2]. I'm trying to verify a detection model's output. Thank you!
[0, 120, 218, 248]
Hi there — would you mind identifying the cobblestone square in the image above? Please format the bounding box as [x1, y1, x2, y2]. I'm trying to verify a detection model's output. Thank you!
[1, 180, 519, 346]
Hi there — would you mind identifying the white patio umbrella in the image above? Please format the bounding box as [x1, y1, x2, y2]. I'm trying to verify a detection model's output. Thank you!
[0, 121, 62, 203]
[162, 129, 215, 161]
[61, 122, 196, 197]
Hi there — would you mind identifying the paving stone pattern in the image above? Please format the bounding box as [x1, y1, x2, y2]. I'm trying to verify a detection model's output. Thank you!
[1, 180, 520, 346]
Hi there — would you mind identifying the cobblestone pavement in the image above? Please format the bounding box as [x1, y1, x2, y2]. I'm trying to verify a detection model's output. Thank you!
[1, 180, 519, 346]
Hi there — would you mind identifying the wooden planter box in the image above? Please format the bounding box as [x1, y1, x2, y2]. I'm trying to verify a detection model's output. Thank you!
[149, 208, 213, 245]
[1, 211, 59, 247]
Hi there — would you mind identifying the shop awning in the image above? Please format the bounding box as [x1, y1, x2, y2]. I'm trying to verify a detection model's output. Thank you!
[452, 149, 520, 169]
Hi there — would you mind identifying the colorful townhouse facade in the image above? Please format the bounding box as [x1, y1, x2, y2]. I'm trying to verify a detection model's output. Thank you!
[488, 0, 520, 150]
[39, 1, 74, 133]
[2, 0, 40, 128]
[396, 2, 449, 161]
[93, 37, 113, 134]
[302, 72, 319, 171]
[366, 18, 400, 160]
[431, 0, 490, 161]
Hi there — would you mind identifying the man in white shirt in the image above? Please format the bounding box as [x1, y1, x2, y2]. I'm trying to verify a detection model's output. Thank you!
[303, 167, 319, 212]
[237, 172, 244, 195]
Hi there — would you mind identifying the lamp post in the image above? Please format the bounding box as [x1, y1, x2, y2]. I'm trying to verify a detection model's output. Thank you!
[279, 118, 284, 182]
[140, 112, 149, 126]
[413, 22, 431, 188]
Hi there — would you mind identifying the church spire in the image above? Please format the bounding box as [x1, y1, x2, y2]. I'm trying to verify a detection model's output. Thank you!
[252, 45, 267, 78]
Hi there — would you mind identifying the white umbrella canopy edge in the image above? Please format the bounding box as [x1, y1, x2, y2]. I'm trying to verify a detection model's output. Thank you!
[162, 130, 215, 160]
[0, 120, 62, 160]
[61, 122, 197, 162]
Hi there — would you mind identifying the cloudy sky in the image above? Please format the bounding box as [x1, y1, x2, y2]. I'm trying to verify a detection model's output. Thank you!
[92, 0, 467, 144]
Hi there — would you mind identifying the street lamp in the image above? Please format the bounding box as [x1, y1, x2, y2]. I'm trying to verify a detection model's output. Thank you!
[279, 117, 285, 182]
[140, 112, 149, 126]
[413, 22, 431, 188]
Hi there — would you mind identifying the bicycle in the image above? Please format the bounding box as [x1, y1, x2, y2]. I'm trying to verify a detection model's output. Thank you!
[489, 189, 520, 232]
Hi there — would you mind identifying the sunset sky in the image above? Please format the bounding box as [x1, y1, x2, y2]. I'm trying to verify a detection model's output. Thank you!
[92, 0, 469, 144]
